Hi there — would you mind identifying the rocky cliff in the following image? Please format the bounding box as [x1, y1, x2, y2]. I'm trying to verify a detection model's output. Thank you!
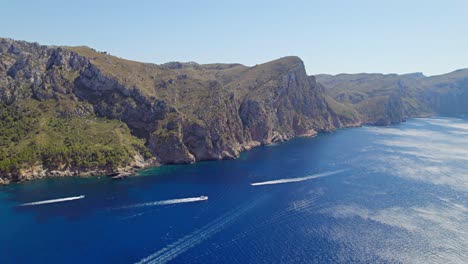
[2, 37, 466, 184]
[316, 71, 468, 125]
[0, 38, 358, 184]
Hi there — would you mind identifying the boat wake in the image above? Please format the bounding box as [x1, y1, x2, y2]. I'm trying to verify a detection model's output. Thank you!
[135, 195, 268, 264]
[19, 195, 85, 206]
[117, 196, 208, 209]
[250, 170, 347, 186]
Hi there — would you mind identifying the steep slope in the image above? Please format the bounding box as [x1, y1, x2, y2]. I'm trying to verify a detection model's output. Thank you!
[0, 38, 355, 184]
[316, 71, 468, 125]
[421, 69, 468, 114]
[0, 39, 152, 184]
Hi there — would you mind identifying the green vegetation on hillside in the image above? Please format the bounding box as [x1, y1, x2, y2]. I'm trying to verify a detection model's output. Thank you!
[316, 73, 435, 124]
[6, 37, 465, 184]
[0, 100, 149, 174]
[324, 96, 362, 122]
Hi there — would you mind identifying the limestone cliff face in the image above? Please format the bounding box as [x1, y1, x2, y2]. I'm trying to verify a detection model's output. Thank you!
[72, 55, 340, 163]
[79, 55, 354, 164]
[4, 37, 465, 183]
[0, 38, 357, 182]
[420, 70, 468, 114]
[0, 41, 85, 104]
[317, 71, 468, 125]
[427, 89, 468, 114]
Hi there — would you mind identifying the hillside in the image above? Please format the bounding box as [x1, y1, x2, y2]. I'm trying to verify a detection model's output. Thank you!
[316, 71, 468, 125]
[2, 37, 466, 184]
[0, 38, 359, 184]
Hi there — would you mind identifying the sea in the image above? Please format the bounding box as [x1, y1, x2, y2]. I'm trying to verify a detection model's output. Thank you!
[1, 116, 467, 263]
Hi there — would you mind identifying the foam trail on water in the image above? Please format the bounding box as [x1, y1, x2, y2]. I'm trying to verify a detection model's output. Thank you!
[20, 195, 85, 206]
[118, 196, 208, 209]
[135, 196, 267, 264]
[251, 170, 346, 186]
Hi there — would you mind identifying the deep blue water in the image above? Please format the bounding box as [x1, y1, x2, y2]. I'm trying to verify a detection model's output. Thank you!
[1, 117, 467, 263]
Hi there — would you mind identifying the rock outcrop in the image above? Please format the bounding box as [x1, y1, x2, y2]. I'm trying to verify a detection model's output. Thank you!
[316, 71, 468, 125]
[2, 37, 466, 184]
[0, 38, 357, 183]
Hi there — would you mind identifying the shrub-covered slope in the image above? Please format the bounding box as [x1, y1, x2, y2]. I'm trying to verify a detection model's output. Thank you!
[316, 71, 468, 125]
[0, 38, 358, 183]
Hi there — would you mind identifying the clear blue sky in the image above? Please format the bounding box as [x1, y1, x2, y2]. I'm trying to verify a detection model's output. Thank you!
[2, 0, 467, 75]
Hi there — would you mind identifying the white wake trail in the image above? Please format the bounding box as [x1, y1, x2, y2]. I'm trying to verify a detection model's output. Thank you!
[251, 170, 347, 186]
[118, 196, 208, 209]
[136, 196, 267, 264]
[19, 195, 85, 206]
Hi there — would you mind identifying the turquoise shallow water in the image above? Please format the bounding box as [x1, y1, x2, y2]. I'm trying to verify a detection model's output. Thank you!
[1, 117, 467, 263]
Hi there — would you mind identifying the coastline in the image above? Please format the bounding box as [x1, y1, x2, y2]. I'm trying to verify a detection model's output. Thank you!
[0, 130, 321, 185]
[0, 114, 438, 186]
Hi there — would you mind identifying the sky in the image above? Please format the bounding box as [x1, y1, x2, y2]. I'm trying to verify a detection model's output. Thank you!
[1, 0, 467, 76]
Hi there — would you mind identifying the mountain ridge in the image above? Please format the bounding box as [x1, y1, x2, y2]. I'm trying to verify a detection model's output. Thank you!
[317, 69, 468, 124]
[0, 37, 359, 184]
[1, 37, 466, 184]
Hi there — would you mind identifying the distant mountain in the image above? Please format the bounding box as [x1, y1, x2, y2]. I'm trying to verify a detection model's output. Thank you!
[0, 38, 359, 184]
[316, 70, 468, 125]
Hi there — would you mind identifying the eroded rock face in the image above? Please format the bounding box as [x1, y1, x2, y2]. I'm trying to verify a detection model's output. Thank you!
[0, 38, 361, 181]
[423, 78, 468, 114]
[5, 37, 466, 183]
[75, 65, 174, 134]
[317, 71, 468, 125]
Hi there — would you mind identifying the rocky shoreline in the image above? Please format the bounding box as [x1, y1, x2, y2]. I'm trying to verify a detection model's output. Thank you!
[0, 113, 439, 186]
[0, 162, 150, 185]
[0, 130, 322, 185]
[2, 37, 466, 185]
[0, 112, 371, 186]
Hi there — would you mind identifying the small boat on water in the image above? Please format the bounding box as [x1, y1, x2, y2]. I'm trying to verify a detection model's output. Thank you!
[199, 196, 208, 200]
